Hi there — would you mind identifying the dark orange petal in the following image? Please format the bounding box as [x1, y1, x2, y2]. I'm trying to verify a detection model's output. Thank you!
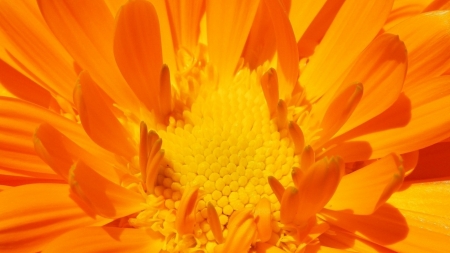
[206, 0, 260, 83]
[70, 161, 144, 219]
[76, 71, 136, 158]
[264, 0, 299, 99]
[407, 142, 450, 180]
[34, 123, 123, 183]
[104, 0, 127, 16]
[325, 153, 404, 215]
[43, 227, 163, 253]
[388, 11, 450, 90]
[0, 0, 76, 103]
[300, 0, 394, 103]
[0, 59, 51, 108]
[166, 0, 204, 52]
[215, 208, 256, 253]
[383, 0, 430, 30]
[288, 0, 326, 41]
[114, 0, 163, 112]
[323, 76, 450, 161]
[0, 183, 109, 253]
[38, 0, 139, 112]
[330, 34, 406, 136]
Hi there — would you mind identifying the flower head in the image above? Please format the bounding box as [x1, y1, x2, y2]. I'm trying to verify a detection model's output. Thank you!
[1, 0, 450, 252]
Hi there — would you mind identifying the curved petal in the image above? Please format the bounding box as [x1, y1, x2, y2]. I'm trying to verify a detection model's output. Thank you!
[0, 183, 109, 253]
[34, 123, 124, 183]
[264, 0, 299, 99]
[37, 0, 139, 112]
[114, 0, 163, 112]
[322, 76, 450, 161]
[206, 0, 260, 83]
[0, 97, 116, 163]
[300, 0, 394, 103]
[76, 71, 136, 158]
[70, 161, 144, 219]
[0, 59, 51, 108]
[42, 227, 163, 253]
[383, 0, 431, 30]
[388, 11, 450, 90]
[0, 0, 76, 103]
[325, 154, 404, 215]
[333, 34, 407, 135]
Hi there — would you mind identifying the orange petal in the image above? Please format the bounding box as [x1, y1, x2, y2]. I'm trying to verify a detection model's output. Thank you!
[0, 59, 51, 108]
[104, 0, 127, 16]
[319, 225, 393, 252]
[295, 157, 344, 225]
[34, 123, 122, 183]
[313, 83, 363, 149]
[206, 0, 260, 83]
[166, 0, 204, 53]
[388, 11, 450, 90]
[264, 0, 299, 99]
[38, 0, 139, 112]
[76, 71, 136, 158]
[325, 153, 404, 215]
[176, 185, 199, 235]
[323, 75, 450, 161]
[42, 227, 163, 253]
[0, 0, 76, 103]
[383, 0, 431, 30]
[254, 242, 286, 253]
[407, 142, 450, 180]
[215, 208, 256, 253]
[70, 161, 144, 219]
[255, 198, 272, 242]
[0, 183, 109, 253]
[300, 0, 394, 103]
[331, 34, 406, 136]
[288, 0, 327, 41]
[114, 0, 163, 112]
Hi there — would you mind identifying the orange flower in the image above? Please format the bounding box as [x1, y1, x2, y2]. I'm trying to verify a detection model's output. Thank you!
[1, 0, 450, 252]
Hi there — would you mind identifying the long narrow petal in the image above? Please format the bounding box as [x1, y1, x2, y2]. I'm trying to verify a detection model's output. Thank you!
[383, 0, 430, 30]
[70, 161, 144, 219]
[0, 184, 109, 253]
[322, 76, 450, 161]
[206, 0, 260, 83]
[42, 227, 163, 253]
[325, 153, 404, 215]
[114, 0, 163, 112]
[389, 11, 450, 90]
[289, 0, 327, 41]
[34, 123, 123, 183]
[0, 97, 115, 163]
[328, 34, 406, 136]
[0, 59, 51, 108]
[76, 71, 136, 158]
[166, 0, 204, 52]
[264, 0, 299, 99]
[38, 0, 139, 112]
[0, 0, 76, 103]
[300, 0, 393, 102]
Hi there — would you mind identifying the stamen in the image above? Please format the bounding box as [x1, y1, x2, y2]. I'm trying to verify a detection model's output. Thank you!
[276, 100, 288, 130]
[254, 198, 272, 242]
[280, 186, 299, 224]
[268, 176, 285, 202]
[289, 121, 305, 154]
[159, 64, 172, 123]
[261, 68, 279, 118]
[207, 202, 224, 243]
[300, 145, 315, 170]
